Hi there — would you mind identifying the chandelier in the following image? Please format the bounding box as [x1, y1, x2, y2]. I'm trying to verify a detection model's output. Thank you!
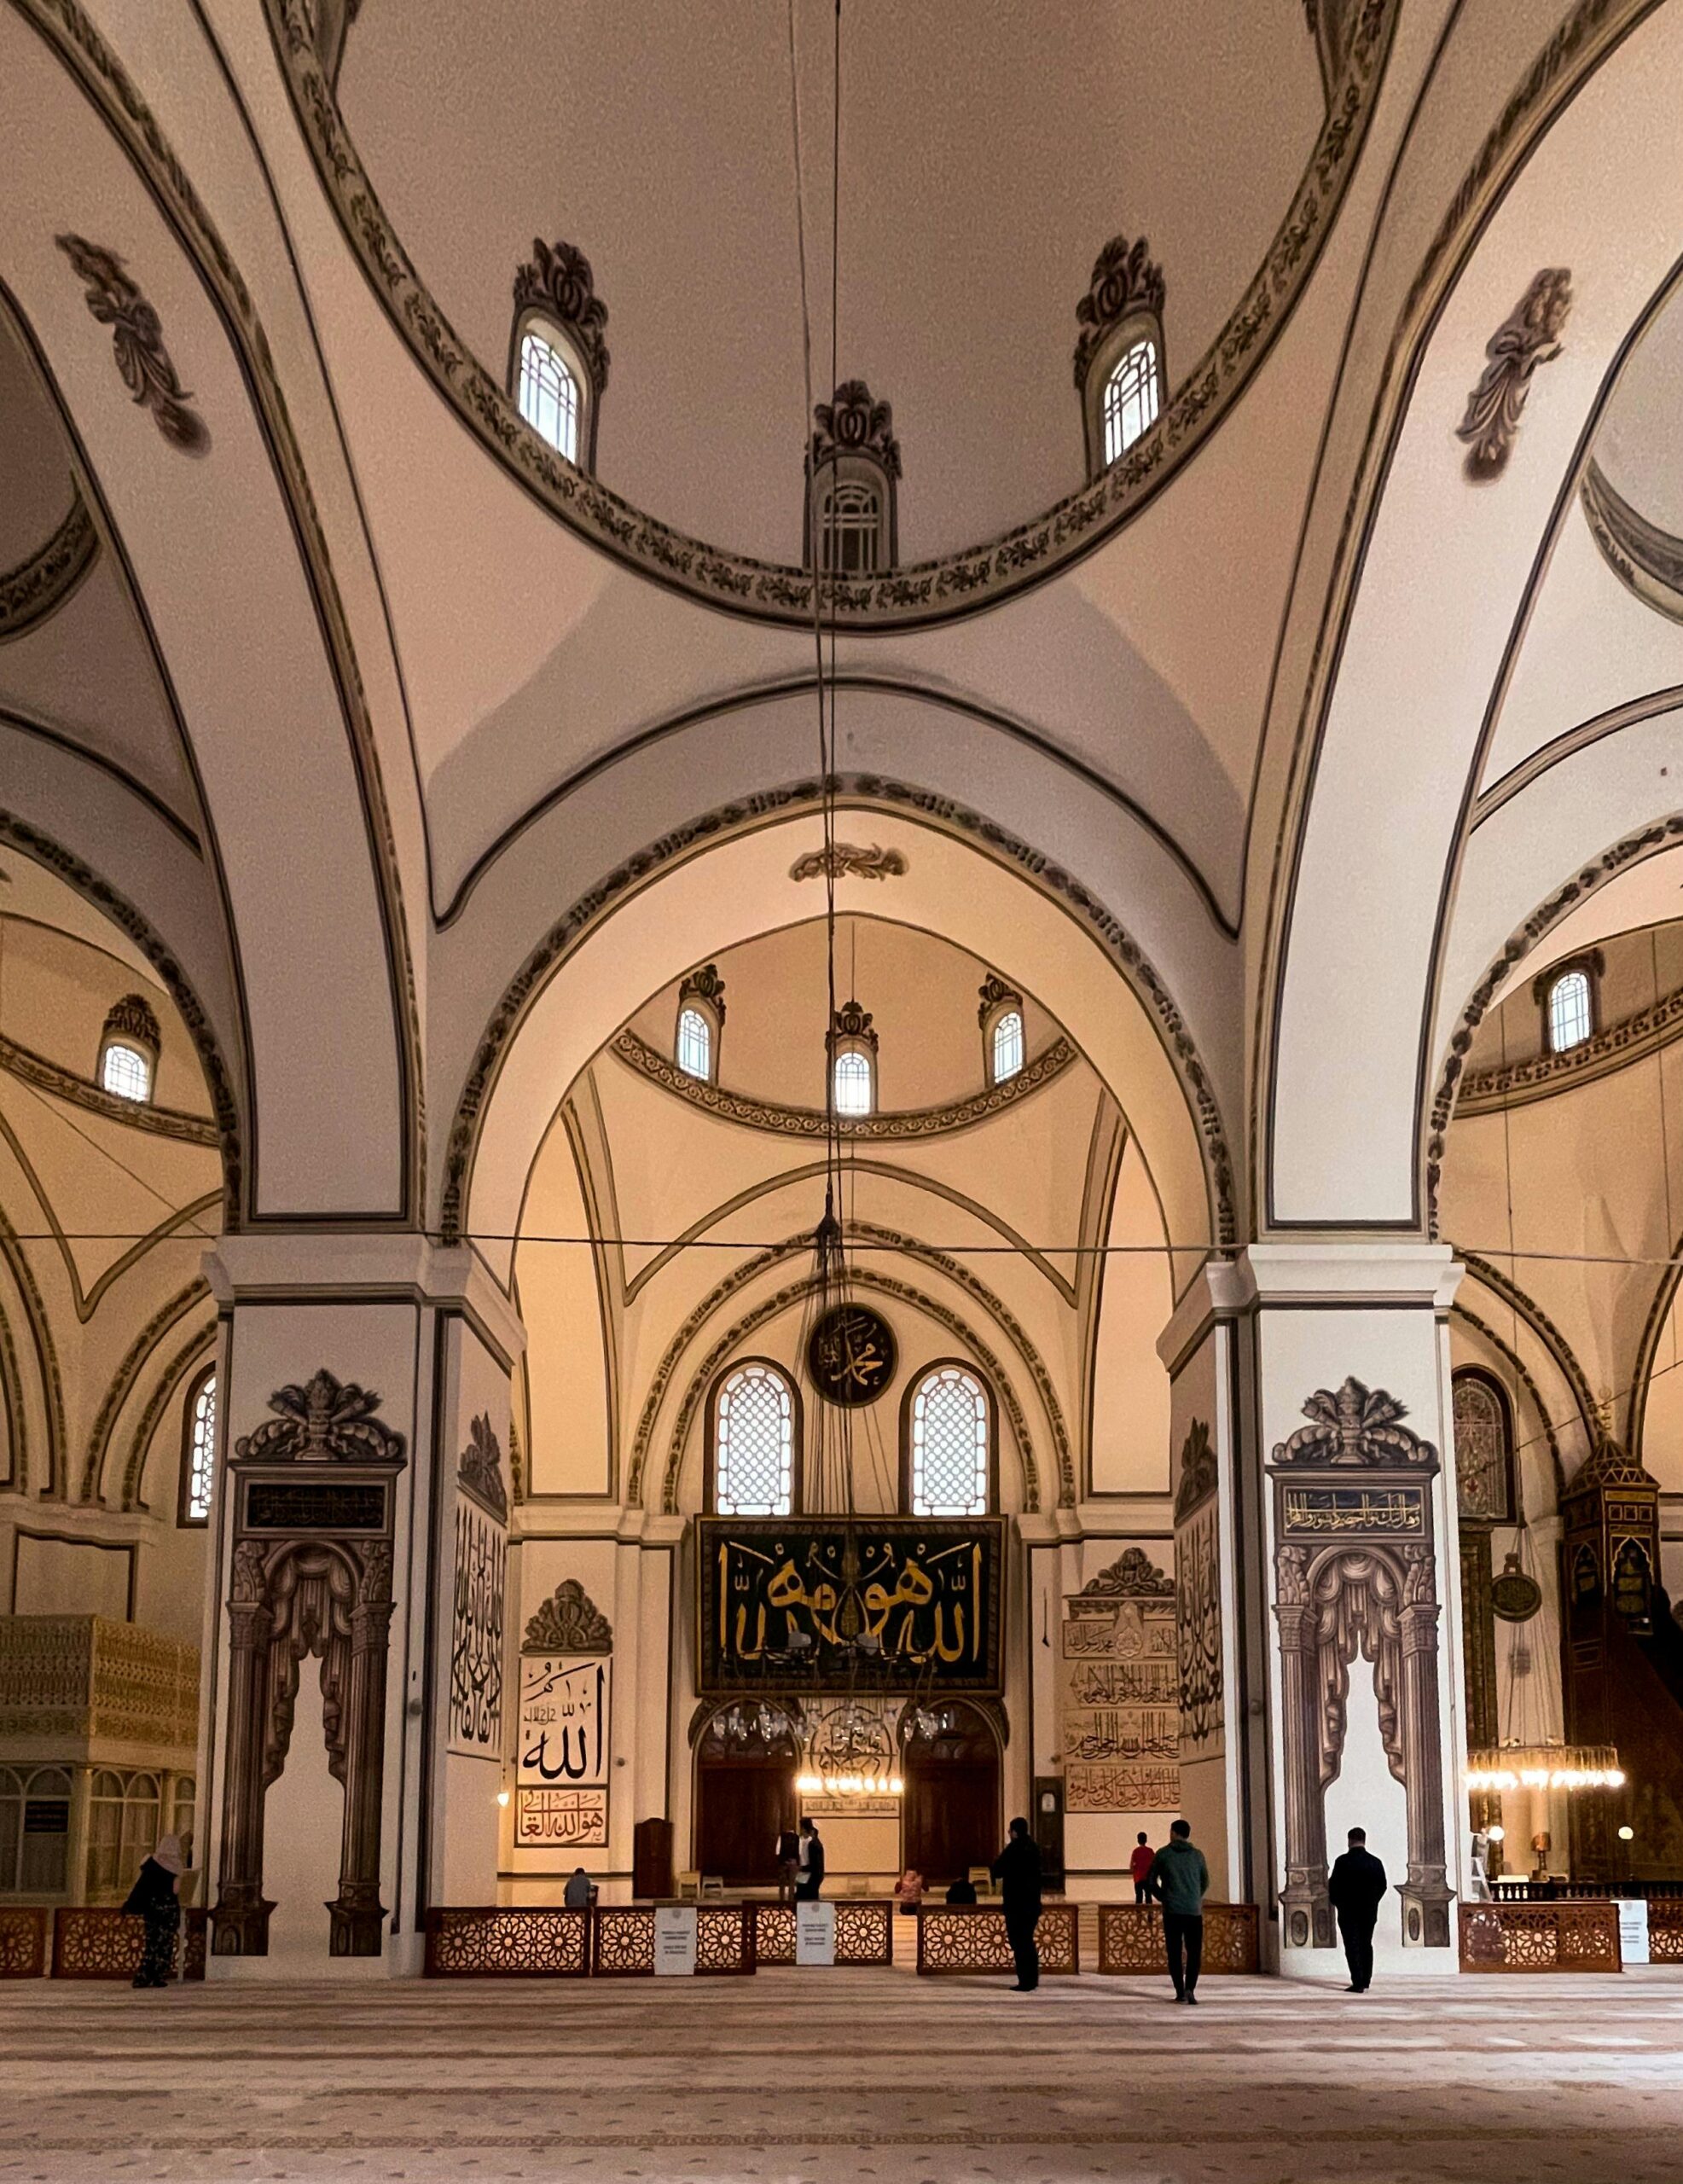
[1465, 1742, 1625, 1793]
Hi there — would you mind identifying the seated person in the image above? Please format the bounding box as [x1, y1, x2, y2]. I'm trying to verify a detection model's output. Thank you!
[944, 1877, 978, 1905]
[562, 1866, 595, 1909]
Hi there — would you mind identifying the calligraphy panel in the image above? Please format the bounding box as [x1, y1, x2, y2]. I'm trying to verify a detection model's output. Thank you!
[1175, 1495, 1223, 1757]
[1279, 1484, 1425, 1537]
[516, 1655, 611, 1846]
[698, 1518, 1002, 1693]
[1059, 1583, 1181, 1815]
[449, 1497, 506, 1757]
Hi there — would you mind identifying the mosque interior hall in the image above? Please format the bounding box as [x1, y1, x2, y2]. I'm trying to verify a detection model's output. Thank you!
[4, 0, 1683, 2177]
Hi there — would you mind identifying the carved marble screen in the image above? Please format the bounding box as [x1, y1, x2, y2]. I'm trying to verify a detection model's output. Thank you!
[1059, 1549, 1180, 1814]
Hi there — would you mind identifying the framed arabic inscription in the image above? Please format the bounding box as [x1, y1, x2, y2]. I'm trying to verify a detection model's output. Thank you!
[697, 1517, 1003, 1693]
[516, 1654, 611, 1848]
[807, 1304, 897, 1407]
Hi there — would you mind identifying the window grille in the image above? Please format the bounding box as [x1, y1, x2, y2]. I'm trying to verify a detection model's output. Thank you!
[1452, 1372, 1512, 1525]
[833, 1048, 873, 1116]
[991, 1009, 1024, 1083]
[1102, 338, 1160, 465]
[1547, 968, 1592, 1053]
[183, 1373, 216, 1525]
[676, 1007, 712, 1081]
[715, 1363, 794, 1516]
[910, 1366, 989, 1516]
[518, 330, 580, 462]
[0, 1766, 71, 1895]
[100, 1042, 151, 1101]
[820, 480, 882, 574]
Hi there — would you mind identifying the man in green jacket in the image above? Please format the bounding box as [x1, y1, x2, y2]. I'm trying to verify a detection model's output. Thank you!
[1145, 1818, 1210, 2003]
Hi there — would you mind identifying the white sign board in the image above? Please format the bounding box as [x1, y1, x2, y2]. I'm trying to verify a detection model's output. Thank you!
[654, 1903, 698, 1975]
[1617, 1896, 1649, 1965]
[796, 1901, 837, 1966]
[516, 1655, 610, 1847]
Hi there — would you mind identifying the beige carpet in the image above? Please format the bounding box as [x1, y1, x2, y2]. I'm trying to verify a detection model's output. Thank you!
[3, 1965, 1681, 2181]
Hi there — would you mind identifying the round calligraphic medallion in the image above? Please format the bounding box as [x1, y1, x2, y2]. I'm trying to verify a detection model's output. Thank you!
[1491, 1554, 1543, 1623]
[807, 1304, 897, 1407]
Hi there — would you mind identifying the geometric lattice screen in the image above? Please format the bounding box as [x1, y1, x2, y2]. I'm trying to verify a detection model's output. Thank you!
[910, 1366, 988, 1515]
[715, 1362, 794, 1515]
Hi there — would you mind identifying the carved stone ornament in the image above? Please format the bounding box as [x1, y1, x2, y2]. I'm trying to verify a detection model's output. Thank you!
[55, 235, 209, 455]
[1455, 267, 1571, 479]
[1079, 1545, 1175, 1600]
[789, 843, 908, 884]
[512, 238, 609, 393]
[1073, 235, 1166, 390]
[678, 962, 727, 1021]
[234, 1368, 407, 1466]
[102, 992, 160, 1054]
[523, 1577, 613, 1654]
[810, 380, 902, 479]
[976, 973, 1020, 1028]
[456, 1412, 508, 1523]
[827, 997, 878, 1055]
[1272, 1378, 1438, 1469]
[1174, 1415, 1219, 1524]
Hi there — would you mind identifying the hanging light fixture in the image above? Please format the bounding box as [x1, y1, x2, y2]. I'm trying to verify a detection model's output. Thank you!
[1465, 1744, 1625, 1793]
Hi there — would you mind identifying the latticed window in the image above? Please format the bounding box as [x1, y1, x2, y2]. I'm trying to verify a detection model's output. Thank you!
[991, 1009, 1024, 1084]
[100, 1042, 150, 1101]
[910, 1366, 989, 1516]
[518, 330, 580, 461]
[0, 1765, 71, 1895]
[183, 1371, 216, 1525]
[1103, 338, 1160, 465]
[833, 1048, 873, 1116]
[715, 1362, 795, 1516]
[676, 1006, 711, 1081]
[820, 480, 882, 574]
[1547, 967, 1592, 1053]
[1452, 1371, 1513, 1525]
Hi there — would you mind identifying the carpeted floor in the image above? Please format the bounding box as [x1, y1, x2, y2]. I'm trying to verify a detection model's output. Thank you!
[3, 1965, 1681, 2181]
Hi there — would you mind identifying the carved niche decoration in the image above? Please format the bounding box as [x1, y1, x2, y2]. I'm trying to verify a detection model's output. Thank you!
[810, 380, 902, 479]
[1080, 1546, 1174, 1600]
[512, 238, 611, 395]
[1072, 234, 1166, 390]
[523, 1578, 614, 1655]
[1174, 1420, 1223, 1755]
[212, 1370, 406, 1961]
[789, 844, 908, 884]
[55, 235, 209, 455]
[1456, 267, 1571, 479]
[827, 997, 878, 1056]
[678, 962, 727, 1021]
[102, 992, 161, 1058]
[1269, 1381, 1452, 1953]
[1061, 1545, 1179, 1813]
[450, 1415, 508, 1757]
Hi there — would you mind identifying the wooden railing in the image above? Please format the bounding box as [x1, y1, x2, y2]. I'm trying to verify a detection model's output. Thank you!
[751, 1899, 894, 1965]
[424, 1907, 589, 1977]
[0, 1906, 209, 1981]
[594, 1903, 755, 1976]
[1095, 1902, 1259, 1974]
[0, 1906, 49, 1978]
[1458, 1900, 1622, 1972]
[914, 1902, 1078, 1974]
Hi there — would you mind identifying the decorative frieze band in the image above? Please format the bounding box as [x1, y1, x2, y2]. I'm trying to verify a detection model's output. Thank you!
[1454, 979, 1683, 1112]
[0, 492, 97, 642]
[0, 1029, 219, 1146]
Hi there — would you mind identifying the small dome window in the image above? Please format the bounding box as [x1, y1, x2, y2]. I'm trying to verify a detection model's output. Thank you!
[675, 964, 725, 1084]
[978, 973, 1025, 1087]
[805, 381, 900, 578]
[827, 998, 878, 1118]
[1102, 338, 1161, 465]
[510, 239, 610, 473]
[1074, 235, 1167, 482]
[1533, 953, 1601, 1056]
[97, 993, 160, 1105]
[517, 331, 580, 462]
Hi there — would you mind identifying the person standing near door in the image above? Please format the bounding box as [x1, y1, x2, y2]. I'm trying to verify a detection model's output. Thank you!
[794, 1816, 826, 1900]
[1129, 1832, 1155, 1904]
[1327, 1827, 1389, 1992]
[1145, 1818, 1209, 2003]
[775, 1825, 802, 1903]
[990, 1816, 1042, 1992]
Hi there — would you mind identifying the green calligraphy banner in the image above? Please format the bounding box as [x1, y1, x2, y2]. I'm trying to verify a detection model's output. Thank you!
[697, 1518, 1003, 1693]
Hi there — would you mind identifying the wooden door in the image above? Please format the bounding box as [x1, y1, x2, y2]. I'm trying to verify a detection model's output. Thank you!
[901, 1703, 1001, 1884]
[695, 1763, 795, 1885]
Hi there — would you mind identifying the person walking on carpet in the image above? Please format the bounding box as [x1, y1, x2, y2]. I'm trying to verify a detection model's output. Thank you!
[1327, 1827, 1389, 1993]
[1145, 1818, 1209, 2004]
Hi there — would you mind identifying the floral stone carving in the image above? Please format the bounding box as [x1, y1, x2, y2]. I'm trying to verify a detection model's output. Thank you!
[523, 1578, 613, 1654]
[457, 1412, 508, 1522]
[1271, 1378, 1437, 1468]
[1073, 235, 1166, 389]
[512, 238, 609, 393]
[55, 235, 209, 454]
[1456, 267, 1571, 479]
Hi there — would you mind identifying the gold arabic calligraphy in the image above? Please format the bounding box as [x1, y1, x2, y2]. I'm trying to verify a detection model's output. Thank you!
[719, 1536, 982, 1666]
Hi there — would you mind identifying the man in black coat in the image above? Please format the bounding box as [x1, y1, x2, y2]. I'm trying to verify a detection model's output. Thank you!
[989, 1816, 1042, 1991]
[794, 1816, 826, 1900]
[1327, 1827, 1389, 1992]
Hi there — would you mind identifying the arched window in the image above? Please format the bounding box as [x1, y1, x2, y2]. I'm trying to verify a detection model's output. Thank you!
[908, 1364, 990, 1516]
[820, 479, 883, 575]
[676, 1007, 711, 1081]
[97, 992, 160, 1104]
[833, 1048, 873, 1117]
[991, 1010, 1024, 1084]
[517, 329, 580, 462]
[827, 998, 878, 1118]
[712, 1361, 797, 1516]
[1547, 967, 1593, 1053]
[1452, 1368, 1514, 1525]
[0, 1764, 71, 1895]
[804, 380, 900, 577]
[87, 1769, 160, 1902]
[1102, 338, 1161, 465]
[675, 965, 725, 1084]
[180, 1368, 217, 1526]
[510, 240, 609, 473]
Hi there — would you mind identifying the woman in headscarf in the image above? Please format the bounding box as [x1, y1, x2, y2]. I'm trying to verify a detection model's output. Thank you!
[122, 1833, 183, 1988]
